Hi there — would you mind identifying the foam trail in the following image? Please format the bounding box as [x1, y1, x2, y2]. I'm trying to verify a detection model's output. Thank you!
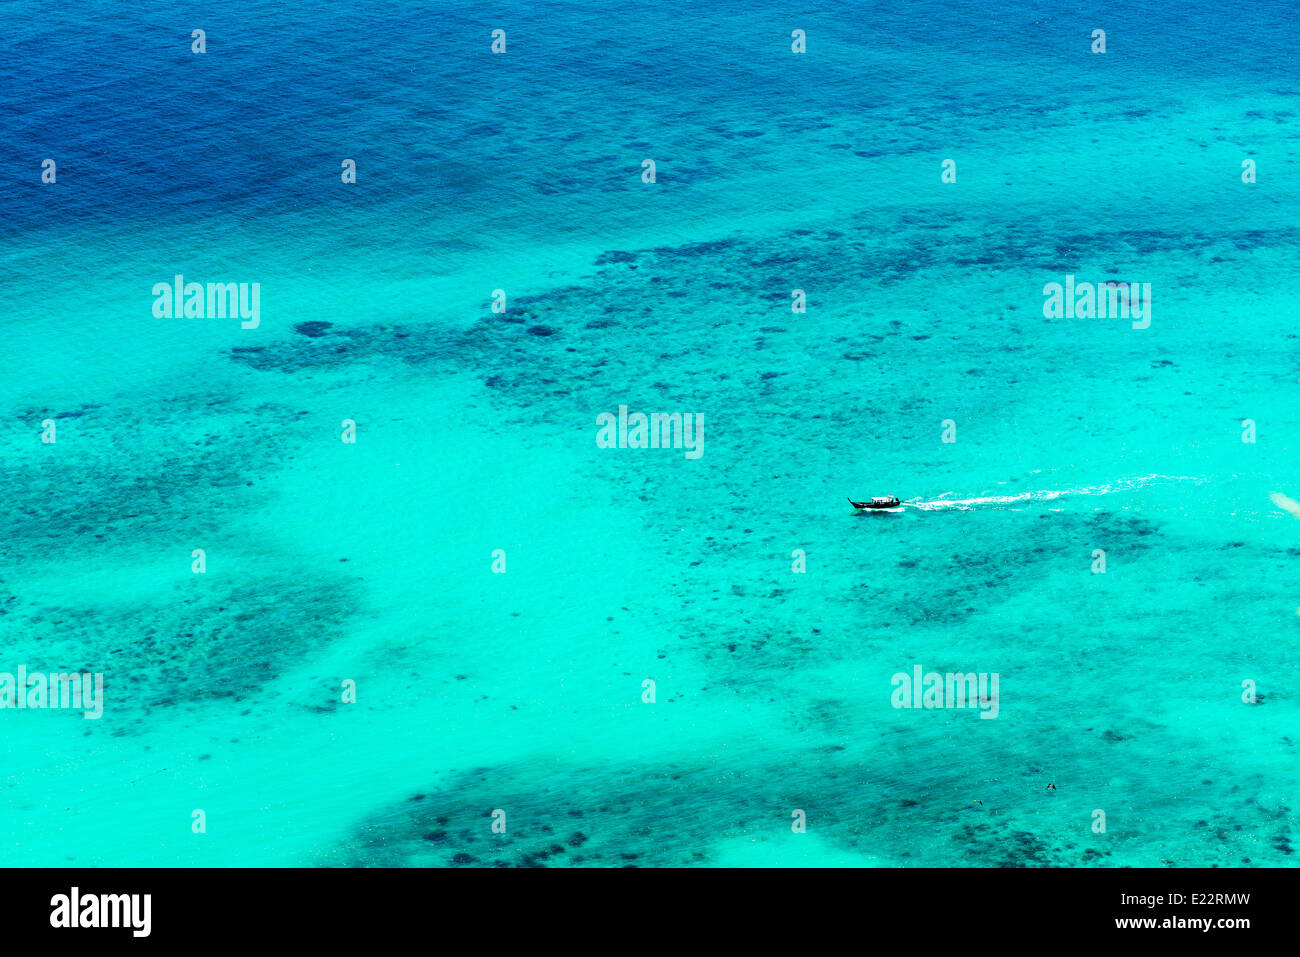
[906, 474, 1204, 511]
[1270, 491, 1300, 518]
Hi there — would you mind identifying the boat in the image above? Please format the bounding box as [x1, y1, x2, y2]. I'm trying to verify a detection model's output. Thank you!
[849, 496, 901, 510]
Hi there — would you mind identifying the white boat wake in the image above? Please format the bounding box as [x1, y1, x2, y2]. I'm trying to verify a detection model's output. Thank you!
[905, 473, 1204, 511]
[1270, 491, 1300, 518]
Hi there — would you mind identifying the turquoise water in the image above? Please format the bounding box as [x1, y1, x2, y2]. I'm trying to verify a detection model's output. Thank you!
[1, 0, 1297, 866]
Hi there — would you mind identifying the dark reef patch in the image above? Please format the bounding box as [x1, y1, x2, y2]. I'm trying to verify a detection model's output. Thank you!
[321, 741, 1192, 868]
[4, 568, 363, 730]
[0, 403, 284, 565]
[0, 392, 367, 733]
[594, 250, 637, 265]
